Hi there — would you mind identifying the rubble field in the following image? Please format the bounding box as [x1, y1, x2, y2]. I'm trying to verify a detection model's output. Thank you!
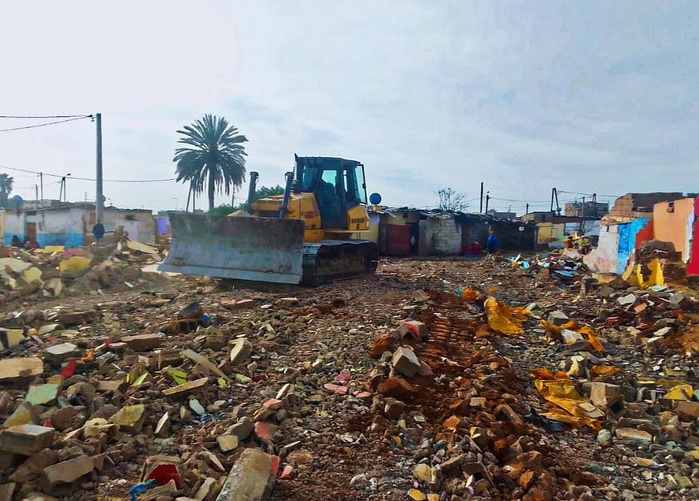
[1, 249, 699, 501]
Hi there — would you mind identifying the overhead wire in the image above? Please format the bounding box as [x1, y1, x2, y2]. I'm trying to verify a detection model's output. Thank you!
[0, 116, 92, 133]
[0, 164, 175, 183]
[0, 115, 91, 119]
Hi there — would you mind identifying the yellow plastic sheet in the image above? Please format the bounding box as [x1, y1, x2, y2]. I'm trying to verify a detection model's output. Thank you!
[59, 256, 91, 273]
[459, 288, 479, 302]
[590, 365, 622, 377]
[664, 384, 693, 401]
[484, 297, 530, 336]
[533, 370, 602, 430]
[540, 320, 605, 353]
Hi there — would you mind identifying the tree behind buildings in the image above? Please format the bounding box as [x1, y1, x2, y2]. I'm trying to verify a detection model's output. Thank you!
[174, 115, 248, 211]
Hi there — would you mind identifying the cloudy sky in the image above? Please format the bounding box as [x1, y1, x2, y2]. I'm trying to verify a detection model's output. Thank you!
[0, 1, 696, 214]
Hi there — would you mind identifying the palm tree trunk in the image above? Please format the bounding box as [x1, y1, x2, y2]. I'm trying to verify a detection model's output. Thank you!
[185, 185, 192, 212]
[208, 163, 215, 211]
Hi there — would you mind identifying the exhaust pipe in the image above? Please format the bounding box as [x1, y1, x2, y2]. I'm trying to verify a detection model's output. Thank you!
[279, 171, 294, 219]
[246, 172, 259, 211]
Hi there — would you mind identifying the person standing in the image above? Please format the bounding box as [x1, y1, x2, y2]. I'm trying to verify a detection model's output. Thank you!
[487, 230, 499, 255]
[92, 221, 105, 245]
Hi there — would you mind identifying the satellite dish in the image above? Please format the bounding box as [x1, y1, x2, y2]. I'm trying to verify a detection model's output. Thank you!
[369, 192, 382, 205]
[8, 195, 24, 209]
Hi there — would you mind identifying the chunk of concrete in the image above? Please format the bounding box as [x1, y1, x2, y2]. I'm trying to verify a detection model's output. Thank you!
[43, 343, 80, 366]
[391, 347, 420, 377]
[121, 333, 163, 351]
[547, 310, 569, 326]
[0, 483, 16, 500]
[216, 448, 274, 501]
[229, 417, 254, 442]
[0, 425, 56, 455]
[0, 328, 26, 350]
[4, 402, 41, 427]
[49, 406, 80, 432]
[401, 320, 429, 341]
[162, 377, 209, 396]
[615, 428, 652, 443]
[0, 357, 43, 382]
[217, 434, 239, 452]
[25, 383, 60, 406]
[9, 448, 59, 483]
[40, 456, 94, 493]
[617, 294, 637, 307]
[230, 338, 253, 366]
[589, 382, 624, 409]
[108, 404, 145, 433]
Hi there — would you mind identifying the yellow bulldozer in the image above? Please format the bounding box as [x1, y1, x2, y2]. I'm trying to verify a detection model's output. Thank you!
[159, 155, 379, 285]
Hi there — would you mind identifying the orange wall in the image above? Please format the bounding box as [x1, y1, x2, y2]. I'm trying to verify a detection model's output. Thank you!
[653, 198, 695, 261]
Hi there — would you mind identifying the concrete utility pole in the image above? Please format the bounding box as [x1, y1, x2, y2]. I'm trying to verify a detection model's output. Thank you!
[38, 172, 43, 208]
[479, 182, 484, 213]
[95, 113, 104, 223]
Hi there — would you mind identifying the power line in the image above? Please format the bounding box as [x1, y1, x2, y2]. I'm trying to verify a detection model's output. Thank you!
[0, 115, 90, 119]
[0, 164, 176, 183]
[490, 197, 550, 203]
[0, 116, 91, 133]
[558, 190, 619, 198]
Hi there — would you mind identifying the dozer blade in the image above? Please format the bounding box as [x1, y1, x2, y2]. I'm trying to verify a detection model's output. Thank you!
[159, 213, 305, 284]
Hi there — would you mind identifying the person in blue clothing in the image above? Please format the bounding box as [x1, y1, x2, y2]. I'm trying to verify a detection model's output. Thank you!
[486, 230, 499, 255]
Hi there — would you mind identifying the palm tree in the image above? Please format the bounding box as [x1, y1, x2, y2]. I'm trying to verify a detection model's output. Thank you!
[174, 115, 248, 211]
[0, 173, 14, 208]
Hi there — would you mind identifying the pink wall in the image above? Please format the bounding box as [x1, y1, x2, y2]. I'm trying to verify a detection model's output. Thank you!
[653, 198, 695, 262]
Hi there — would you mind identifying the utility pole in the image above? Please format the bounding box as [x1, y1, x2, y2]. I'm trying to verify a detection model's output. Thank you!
[95, 113, 104, 224]
[479, 182, 484, 213]
[39, 172, 43, 209]
[485, 191, 490, 213]
[35, 185, 39, 207]
[526, 203, 529, 215]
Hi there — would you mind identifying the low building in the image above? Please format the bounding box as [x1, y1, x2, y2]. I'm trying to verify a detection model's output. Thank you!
[584, 193, 698, 276]
[564, 201, 609, 218]
[371, 208, 537, 256]
[1, 203, 156, 248]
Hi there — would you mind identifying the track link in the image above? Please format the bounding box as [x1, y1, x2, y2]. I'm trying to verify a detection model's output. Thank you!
[301, 240, 379, 286]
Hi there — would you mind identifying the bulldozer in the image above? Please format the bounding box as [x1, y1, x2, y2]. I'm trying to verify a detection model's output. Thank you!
[159, 155, 379, 286]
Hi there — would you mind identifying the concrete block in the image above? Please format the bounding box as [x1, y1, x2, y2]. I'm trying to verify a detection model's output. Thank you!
[230, 338, 253, 366]
[43, 343, 80, 366]
[40, 456, 94, 493]
[0, 424, 56, 456]
[547, 310, 569, 326]
[4, 402, 41, 427]
[589, 382, 624, 409]
[121, 333, 163, 351]
[229, 417, 254, 442]
[391, 347, 420, 377]
[401, 320, 429, 341]
[216, 448, 274, 501]
[0, 357, 43, 382]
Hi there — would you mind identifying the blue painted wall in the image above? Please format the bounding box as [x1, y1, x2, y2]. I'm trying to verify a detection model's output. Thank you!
[617, 218, 650, 274]
[3, 232, 84, 248]
[36, 232, 84, 248]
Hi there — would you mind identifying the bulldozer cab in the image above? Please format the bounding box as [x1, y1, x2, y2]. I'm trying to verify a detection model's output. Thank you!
[295, 156, 367, 229]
